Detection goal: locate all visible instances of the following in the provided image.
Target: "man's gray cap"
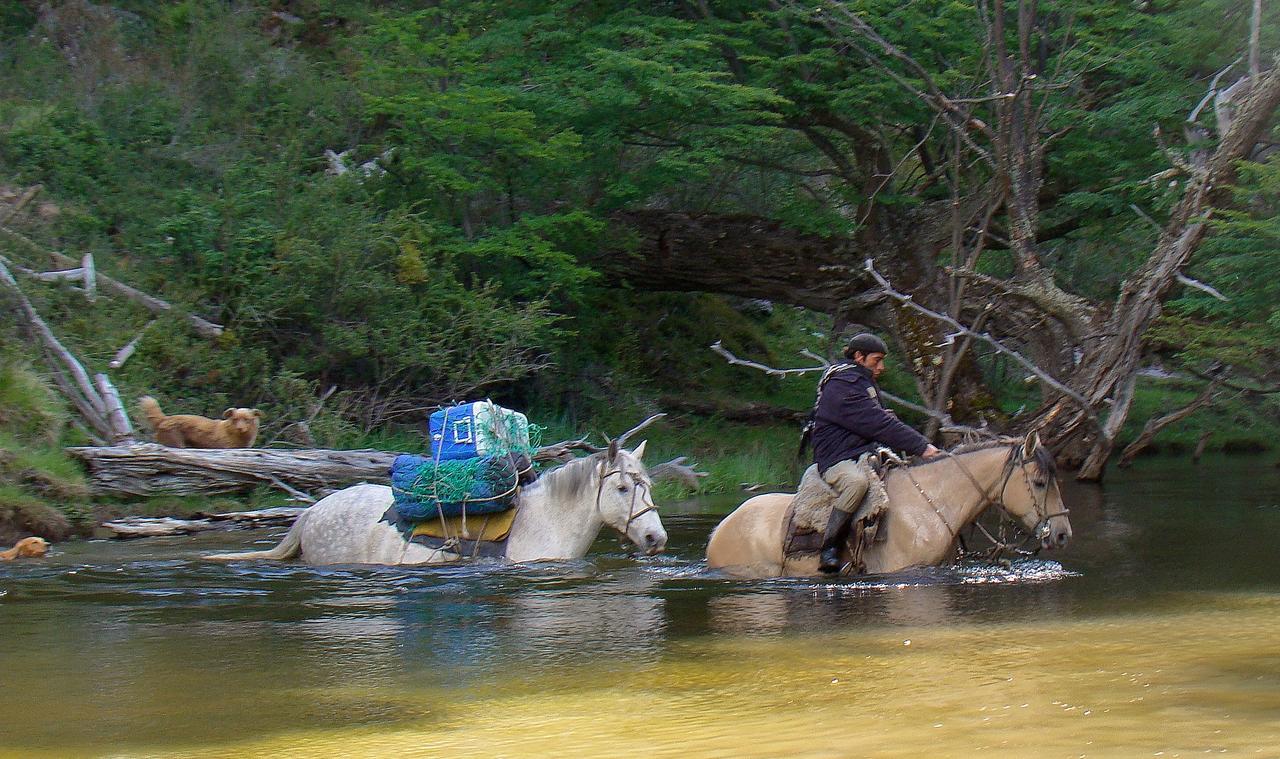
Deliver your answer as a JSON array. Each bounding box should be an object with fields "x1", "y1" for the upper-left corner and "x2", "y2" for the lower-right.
[{"x1": 845, "y1": 332, "x2": 888, "y2": 356}]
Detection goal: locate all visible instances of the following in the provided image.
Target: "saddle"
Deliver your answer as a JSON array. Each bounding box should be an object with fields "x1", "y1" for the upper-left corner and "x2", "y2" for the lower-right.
[
  {"x1": 379, "y1": 505, "x2": 517, "y2": 559},
  {"x1": 782, "y1": 462, "x2": 890, "y2": 575}
]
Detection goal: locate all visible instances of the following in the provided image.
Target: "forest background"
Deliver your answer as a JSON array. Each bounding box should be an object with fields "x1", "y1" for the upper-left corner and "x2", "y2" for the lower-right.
[{"x1": 2, "y1": 0, "x2": 1278, "y2": 537}]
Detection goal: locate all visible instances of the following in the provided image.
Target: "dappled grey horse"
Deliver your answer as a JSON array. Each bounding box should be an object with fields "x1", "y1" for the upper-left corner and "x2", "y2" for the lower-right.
[{"x1": 208, "y1": 442, "x2": 665, "y2": 565}]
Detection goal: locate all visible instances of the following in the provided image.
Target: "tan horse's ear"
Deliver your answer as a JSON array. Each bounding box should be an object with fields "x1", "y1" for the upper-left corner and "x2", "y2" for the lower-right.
[
  {"x1": 1022, "y1": 430, "x2": 1041, "y2": 459},
  {"x1": 223, "y1": 408, "x2": 235, "y2": 419},
  {"x1": 631, "y1": 440, "x2": 647, "y2": 461}
]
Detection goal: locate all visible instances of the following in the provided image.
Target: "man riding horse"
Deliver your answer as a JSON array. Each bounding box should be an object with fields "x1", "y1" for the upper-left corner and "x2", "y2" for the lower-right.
[{"x1": 804, "y1": 333, "x2": 941, "y2": 573}]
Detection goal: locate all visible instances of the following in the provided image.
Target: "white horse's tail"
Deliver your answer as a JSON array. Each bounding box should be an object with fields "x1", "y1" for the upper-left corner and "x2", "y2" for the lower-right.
[{"x1": 206, "y1": 512, "x2": 307, "y2": 561}]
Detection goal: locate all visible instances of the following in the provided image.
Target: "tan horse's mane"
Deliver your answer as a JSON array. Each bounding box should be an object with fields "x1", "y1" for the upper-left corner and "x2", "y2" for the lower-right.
[{"x1": 898, "y1": 438, "x2": 1057, "y2": 479}]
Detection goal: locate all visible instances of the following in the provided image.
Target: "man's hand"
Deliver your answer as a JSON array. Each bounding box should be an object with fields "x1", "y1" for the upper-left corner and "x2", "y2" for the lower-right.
[{"x1": 922, "y1": 444, "x2": 942, "y2": 459}]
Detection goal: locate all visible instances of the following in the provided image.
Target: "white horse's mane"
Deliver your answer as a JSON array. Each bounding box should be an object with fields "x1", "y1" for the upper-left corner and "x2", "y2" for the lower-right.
[{"x1": 531, "y1": 452, "x2": 606, "y2": 505}]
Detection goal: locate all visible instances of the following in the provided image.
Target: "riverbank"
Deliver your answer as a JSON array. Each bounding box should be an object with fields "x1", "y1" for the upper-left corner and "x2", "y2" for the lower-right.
[{"x1": 3, "y1": 358, "x2": 1277, "y2": 543}]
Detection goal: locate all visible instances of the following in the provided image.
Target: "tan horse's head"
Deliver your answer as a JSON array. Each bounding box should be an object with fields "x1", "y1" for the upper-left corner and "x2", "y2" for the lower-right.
[
  {"x1": 997, "y1": 431, "x2": 1072, "y2": 551},
  {"x1": 596, "y1": 440, "x2": 667, "y2": 555}
]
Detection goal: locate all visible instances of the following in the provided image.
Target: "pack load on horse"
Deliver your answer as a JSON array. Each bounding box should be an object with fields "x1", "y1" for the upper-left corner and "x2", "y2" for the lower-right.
[{"x1": 384, "y1": 400, "x2": 542, "y2": 556}]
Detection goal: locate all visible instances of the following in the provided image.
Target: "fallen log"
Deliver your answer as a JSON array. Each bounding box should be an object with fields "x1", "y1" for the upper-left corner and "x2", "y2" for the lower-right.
[
  {"x1": 68, "y1": 416, "x2": 705, "y2": 499},
  {"x1": 67, "y1": 443, "x2": 398, "y2": 498},
  {"x1": 98, "y1": 516, "x2": 219, "y2": 539},
  {"x1": 97, "y1": 507, "x2": 309, "y2": 539},
  {"x1": 192, "y1": 506, "x2": 309, "y2": 524}
]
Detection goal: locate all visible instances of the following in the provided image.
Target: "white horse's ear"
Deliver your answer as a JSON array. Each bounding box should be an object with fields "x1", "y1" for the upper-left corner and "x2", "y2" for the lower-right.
[
  {"x1": 607, "y1": 438, "x2": 620, "y2": 463},
  {"x1": 631, "y1": 440, "x2": 647, "y2": 461},
  {"x1": 1022, "y1": 430, "x2": 1041, "y2": 459}
]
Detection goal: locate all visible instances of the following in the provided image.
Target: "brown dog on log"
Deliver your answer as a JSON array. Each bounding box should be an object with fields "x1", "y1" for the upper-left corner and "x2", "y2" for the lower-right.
[
  {"x1": 1, "y1": 536, "x2": 49, "y2": 560},
  {"x1": 139, "y1": 396, "x2": 262, "y2": 448}
]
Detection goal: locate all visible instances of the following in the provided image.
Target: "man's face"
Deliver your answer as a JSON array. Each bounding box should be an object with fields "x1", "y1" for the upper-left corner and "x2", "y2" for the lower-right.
[{"x1": 854, "y1": 351, "x2": 886, "y2": 379}]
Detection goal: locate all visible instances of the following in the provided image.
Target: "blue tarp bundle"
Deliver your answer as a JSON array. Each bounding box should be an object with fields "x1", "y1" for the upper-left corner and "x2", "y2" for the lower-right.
[
  {"x1": 428, "y1": 401, "x2": 531, "y2": 461},
  {"x1": 389, "y1": 453, "x2": 521, "y2": 521}
]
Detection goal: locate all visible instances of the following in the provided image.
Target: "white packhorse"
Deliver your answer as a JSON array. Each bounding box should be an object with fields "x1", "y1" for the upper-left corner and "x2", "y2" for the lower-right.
[{"x1": 208, "y1": 442, "x2": 666, "y2": 565}]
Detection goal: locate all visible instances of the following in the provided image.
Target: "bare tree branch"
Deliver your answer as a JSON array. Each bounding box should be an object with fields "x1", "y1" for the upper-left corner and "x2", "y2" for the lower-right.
[
  {"x1": 1174, "y1": 273, "x2": 1230, "y2": 302},
  {"x1": 0, "y1": 258, "x2": 113, "y2": 439},
  {"x1": 865, "y1": 258, "x2": 1094, "y2": 414},
  {"x1": 614, "y1": 413, "x2": 666, "y2": 449},
  {"x1": 793, "y1": 0, "x2": 998, "y2": 167},
  {"x1": 1250, "y1": 0, "x2": 1262, "y2": 80},
  {"x1": 1118, "y1": 376, "x2": 1223, "y2": 467},
  {"x1": 109, "y1": 321, "x2": 156, "y2": 369},
  {"x1": 0, "y1": 184, "x2": 42, "y2": 226},
  {"x1": 647, "y1": 456, "x2": 708, "y2": 489},
  {"x1": 709, "y1": 341, "x2": 968, "y2": 428}
]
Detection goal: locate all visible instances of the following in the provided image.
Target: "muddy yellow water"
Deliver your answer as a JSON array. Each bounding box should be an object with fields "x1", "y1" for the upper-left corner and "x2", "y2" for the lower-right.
[{"x1": 3, "y1": 457, "x2": 1280, "y2": 758}]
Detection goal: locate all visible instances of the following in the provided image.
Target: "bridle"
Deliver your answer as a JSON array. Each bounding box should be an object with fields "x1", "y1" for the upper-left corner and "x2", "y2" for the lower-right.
[
  {"x1": 994, "y1": 452, "x2": 1071, "y2": 544},
  {"x1": 595, "y1": 463, "x2": 658, "y2": 535},
  {"x1": 901, "y1": 445, "x2": 1069, "y2": 554}
]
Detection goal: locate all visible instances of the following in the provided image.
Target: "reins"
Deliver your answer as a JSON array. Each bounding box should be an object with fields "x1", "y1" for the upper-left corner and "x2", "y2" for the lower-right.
[{"x1": 896, "y1": 444, "x2": 1069, "y2": 561}]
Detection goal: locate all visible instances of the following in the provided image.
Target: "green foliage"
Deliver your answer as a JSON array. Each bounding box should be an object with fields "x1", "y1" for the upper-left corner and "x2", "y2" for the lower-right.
[
  {"x1": 1162, "y1": 157, "x2": 1280, "y2": 381},
  {"x1": 0, "y1": 359, "x2": 68, "y2": 446},
  {"x1": 0, "y1": 363, "x2": 90, "y2": 538}
]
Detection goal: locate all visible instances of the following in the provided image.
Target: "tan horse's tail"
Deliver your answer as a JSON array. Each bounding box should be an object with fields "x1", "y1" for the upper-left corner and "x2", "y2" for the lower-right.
[{"x1": 206, "y1": 512, "x2": 306, "y2": 561}]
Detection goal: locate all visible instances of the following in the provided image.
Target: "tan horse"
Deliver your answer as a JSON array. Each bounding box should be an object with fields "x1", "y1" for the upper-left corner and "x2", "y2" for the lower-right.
[{"x1": 706, "y1": 432, "x2": 1071, "y2": 578}]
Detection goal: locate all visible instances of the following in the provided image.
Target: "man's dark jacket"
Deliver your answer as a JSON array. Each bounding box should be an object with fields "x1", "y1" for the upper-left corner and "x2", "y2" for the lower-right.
[{"x1": 812, "y1": 364, "x2": 930, "y2": 474}]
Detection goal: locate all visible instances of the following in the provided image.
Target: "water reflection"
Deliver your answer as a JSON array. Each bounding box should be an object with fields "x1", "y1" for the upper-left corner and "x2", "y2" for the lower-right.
[{"x1": 1, "y1": 456, "x2": 1279, "y2": 757}]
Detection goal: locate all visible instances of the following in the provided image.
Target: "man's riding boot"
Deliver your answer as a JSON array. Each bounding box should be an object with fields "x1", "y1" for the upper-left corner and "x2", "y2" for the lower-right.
[{"x1": 818, "y1": 507, "x2": 855, "y2": 573}]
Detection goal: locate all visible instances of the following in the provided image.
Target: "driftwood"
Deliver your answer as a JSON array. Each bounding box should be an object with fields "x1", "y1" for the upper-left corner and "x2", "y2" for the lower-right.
[
  {"x1": 0, "y1": 257, "x2": 133, "y2": 443},
  {"x1": 98, "y1": 507, "x2": 308, "y2": 539},
  {"x1": 193, "y1": 506, "x2": 309, "y2": 523},
  {"x1": 67, "y1": 440, "x2": 708, "y2": 499},
  {"x1": 67, "y1": 444, "x2": 398, "y2": 498},
  {"x1": 98, "y1": 517, "x2": 219, "y2": 538}
]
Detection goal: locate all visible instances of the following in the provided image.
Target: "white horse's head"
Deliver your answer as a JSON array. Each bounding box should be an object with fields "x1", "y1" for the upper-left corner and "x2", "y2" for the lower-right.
[
  {"x1": 596, "y1": 440, "x2": 667, "y2": 555},
  {"x1": 998, "y1": 431, "x2": 1072, "y2": 551}
]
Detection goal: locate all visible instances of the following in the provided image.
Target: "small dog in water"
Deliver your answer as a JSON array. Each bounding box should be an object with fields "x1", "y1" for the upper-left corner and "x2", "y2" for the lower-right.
[
  {"x1": 1, "y1": 536, "x2": 49, "y2": 560},
  {"x1": 138, "y1": 396, "x2": 262, "y2": 448}
]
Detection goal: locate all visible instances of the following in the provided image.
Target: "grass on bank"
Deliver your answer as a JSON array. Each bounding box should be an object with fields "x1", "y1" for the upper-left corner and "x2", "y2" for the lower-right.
[{"x1": 0, "y1": 360, "x2": 90, "y2": 541}]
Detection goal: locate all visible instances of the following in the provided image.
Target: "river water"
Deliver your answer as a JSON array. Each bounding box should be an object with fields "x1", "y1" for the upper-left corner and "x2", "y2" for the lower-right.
[{"x1": 2, "y1": 456, "x2": 1279, "y2": 758}]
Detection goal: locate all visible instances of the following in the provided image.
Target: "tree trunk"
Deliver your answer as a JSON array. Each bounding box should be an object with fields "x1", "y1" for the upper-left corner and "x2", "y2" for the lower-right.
[{"x1": 1032, "y1": 61, "x2": 1280, "y2": 480}]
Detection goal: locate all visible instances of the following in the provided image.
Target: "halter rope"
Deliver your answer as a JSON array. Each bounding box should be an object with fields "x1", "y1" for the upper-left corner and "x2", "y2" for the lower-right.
[{"x1": 596, "y1": 462, "x2": 658, "y2": 537}]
